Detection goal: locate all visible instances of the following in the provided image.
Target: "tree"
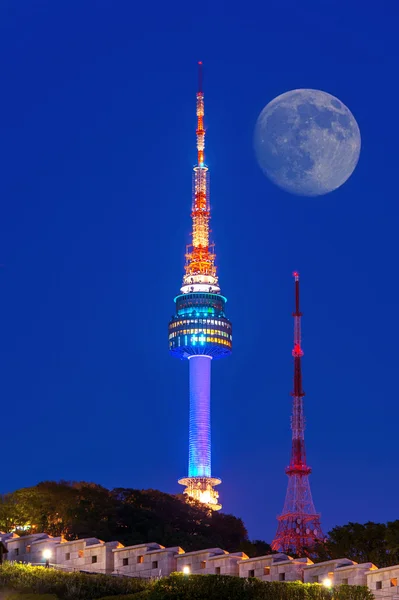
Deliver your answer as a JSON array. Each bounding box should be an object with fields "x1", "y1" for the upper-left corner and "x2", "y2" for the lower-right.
[
  {"x1": 0, "y1": 494, "x2": 25, "y2": 533},
  {"x1": 315, "y1": 521, "x2": 394, "y2": 567},
  {"x1": 0, "y1": 481, "x2": 255, "y2": 552},
  {"x1": 385, "y1": 520, "x2": 399, "y2": 563},
  {"x1": 112, "y1": 488, "x2": 249, "y2": 551},
  {"x1": 239, "y1": 539, "x2": 273, "y2": 558}
]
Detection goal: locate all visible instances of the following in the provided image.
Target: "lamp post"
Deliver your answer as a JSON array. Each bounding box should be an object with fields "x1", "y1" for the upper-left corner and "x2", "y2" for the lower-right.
[
  {"x1": 42, "y1": 549, "x2": 52, "y2": 568},
  {"x1": 322, "y1": 577, "x2": 333, "y2": 600},
  {"x1": 182, "y1": 566, "x2": 190, "y2": 576}
]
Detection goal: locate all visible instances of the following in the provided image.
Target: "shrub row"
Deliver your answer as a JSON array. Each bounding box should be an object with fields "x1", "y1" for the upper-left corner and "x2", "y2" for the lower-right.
[
  {"x1": 3, "y1": 594, "x2": 58, "y2": 600},
  {"x1": 0, "y1": 565, "x2": 375, "y2": 600},
  {"x1": 99, "y1": 574, "x2": 375, "y2": 600},
  {"x1": 0, "y1": 563, "x2": 150, "y2": 600},
  {"x1": 99, "y1": 594, "x2": 151, "y2": 600}
]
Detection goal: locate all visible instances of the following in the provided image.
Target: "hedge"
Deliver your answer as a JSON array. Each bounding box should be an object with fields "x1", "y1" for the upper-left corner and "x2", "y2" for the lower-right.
[
  {"x1": 98, "y1": 574, "x2": 374, "y2": 600},
  {"x1": 0, "y1": 563, "x2": 150, "y2": 600},
  {"x1": 149, "y1": 575, "x2": 325, "y2": 600},
  {"x1": 0, "y1": 565, "x2": 374, "y2": 600},
  {"x1": 3, "y1": 594, "x2": 58, "y2": 600},
  {"x1": 98, "y1": 594, "x2": 151, "y2": 600}
]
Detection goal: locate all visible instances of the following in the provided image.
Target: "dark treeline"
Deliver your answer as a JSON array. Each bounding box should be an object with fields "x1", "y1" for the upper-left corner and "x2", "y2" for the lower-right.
[
  {"x1": 315, "y1": 521, "x2": 399, "y2": 568},
  {"x1": 0, "y1": 481, "x2": 271, "y2": 557},
  {"x1": 1, "y1": 481, "x2": 398, "y2": 565}
]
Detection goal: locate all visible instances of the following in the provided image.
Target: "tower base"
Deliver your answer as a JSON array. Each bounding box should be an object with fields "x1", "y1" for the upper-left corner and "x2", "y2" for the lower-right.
[
  {"x1": 272, "y1": 512, "x2": 324, "y2": 555},
  {"x1": 178, "y1": 476, "x2": 222, "y2": 511}
]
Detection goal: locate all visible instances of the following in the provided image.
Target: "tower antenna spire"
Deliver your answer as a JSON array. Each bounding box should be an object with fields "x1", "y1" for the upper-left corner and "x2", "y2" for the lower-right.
[
  {"x1": 168, "y1": 63, "x2": 232, "y2": 511},
  {"x1": 272, "y1": 273, "x2": 324, "y2": 555},
  {"x1": 180, "y1": 61, "x2": 218, "y2": 292},
  {"x1": 198, "y1": 60, "x2": 203, "y2": 93},
  {"x1": 196, "y1": 61, "x2": 205, "y2": 168}
]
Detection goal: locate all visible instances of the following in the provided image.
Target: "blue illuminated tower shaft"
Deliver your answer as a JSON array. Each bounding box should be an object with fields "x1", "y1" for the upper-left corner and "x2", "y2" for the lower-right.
[
  {"x1": 188, "y1": 355, "x2": 211, "y2": 477},
  {"x1": 168, "y1": 63, "x2": 232, "y2": 510}
]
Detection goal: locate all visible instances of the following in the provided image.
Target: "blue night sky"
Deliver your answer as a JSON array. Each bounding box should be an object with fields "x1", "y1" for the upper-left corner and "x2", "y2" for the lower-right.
[{"x1": 0, "y1": 0, "x2": 398, "y2": 543}]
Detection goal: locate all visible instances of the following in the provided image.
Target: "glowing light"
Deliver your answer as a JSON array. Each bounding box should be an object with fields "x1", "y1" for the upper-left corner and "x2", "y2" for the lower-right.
[
  {"x1": 42, "y1": 549, "x2": 52, "y2": 560},
  {"x1": 322, "y1": 578, "x2": 332, "y2": 588},
  {"x1": 200, "y1": 490, "x2": 211, "y2": 504},
  {"x1": 183, "y1": 566, "x2": 190, "y2": 575}
]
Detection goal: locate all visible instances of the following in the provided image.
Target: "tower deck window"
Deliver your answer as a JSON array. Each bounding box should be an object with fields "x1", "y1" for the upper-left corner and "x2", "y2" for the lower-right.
[
  {"x1": 376, "y1": 581, "x2": 382, "y2": 590},
  {"x1": 122, "y1": 558, "x2": 128, "y2": 566},
  {"x1": 137, "y1": 555, "x2": 144, "y2": 564},
  {"x1": 279, "y1": 573, "x2": 286, "y2": 581}
]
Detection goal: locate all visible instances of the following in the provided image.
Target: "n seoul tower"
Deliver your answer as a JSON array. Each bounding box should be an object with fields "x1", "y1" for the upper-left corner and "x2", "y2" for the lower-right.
[{"x1": 168, "y1": 63, "x2": 232, "y2": 511}]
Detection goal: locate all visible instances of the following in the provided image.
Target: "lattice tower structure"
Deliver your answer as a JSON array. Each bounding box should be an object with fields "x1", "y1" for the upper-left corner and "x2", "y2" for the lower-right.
[
  {"x1": 272, "y1": 273, "x2": 324, "y2": 554},
  {"x1": 168, "y1": 63, "x2": 232, "y2": 511}
]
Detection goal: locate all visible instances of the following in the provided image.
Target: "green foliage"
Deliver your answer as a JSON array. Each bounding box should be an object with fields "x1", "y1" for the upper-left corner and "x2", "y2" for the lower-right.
[
  {"x1": 97, "y1": 594, "x2": 151, "y2": 600},
  {"x1": 0, "y1": 482, "x2": 251, "y2": 553},
  {"x1": 334, "y1": 585, "x2": 374, "y2": 600},
  {"x1": 314, "y1": 521, "x2": 399, "y2": 567},
  {"x1": 131, "y1": 573, "x2": 372, "y2": 600},
  {"x1": 3, "y1": 594, "x2": 59, "y2": 600},
  {"x1": 238, "y1": 539, "x2": 273, "y2": 558},
  {"x1": 0, "y1": 563, "x2": 149, "y2": 600}
]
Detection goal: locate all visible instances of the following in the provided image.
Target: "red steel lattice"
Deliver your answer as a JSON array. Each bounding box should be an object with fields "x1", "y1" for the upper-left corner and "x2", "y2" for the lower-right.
[{"x1": 271, "y1": 273, "x2": 325, "y2": 556}]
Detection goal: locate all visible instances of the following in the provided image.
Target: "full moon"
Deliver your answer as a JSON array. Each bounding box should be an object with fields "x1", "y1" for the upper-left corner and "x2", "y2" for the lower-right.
[{"x1": 254, "y1": 89, "x2": 361, "y2": 197}]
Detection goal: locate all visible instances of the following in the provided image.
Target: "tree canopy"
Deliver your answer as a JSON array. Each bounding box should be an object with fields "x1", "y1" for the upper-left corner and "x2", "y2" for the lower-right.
[
  {"x1": 0, "y1": 481, "x2": 270, "y2": 557},
  {"x1": 314, "y1": 521, "x2": 399, "y2": 567}
]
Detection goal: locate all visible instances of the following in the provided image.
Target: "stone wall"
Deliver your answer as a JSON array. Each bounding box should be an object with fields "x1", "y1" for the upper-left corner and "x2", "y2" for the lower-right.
[
  {"x1": 334, "y1": 563, "x2": 378, "y2": 586},
  {"x1": 204, "y1": 552, "x2": 248, "y2": 576},
  {"x1": 2, "y1": 528, "x2": 399, "y2": 599},
  {"x1": 113, "y1": 543, "x2": 183, "y2": 578},
  {"x1": 367, "y1": 566, "x2": 399, "y2": 600},
  {"x1": 6, "y1": 534, "x2": 57, "y2": 566},
  {"x1": 303, "y1": 558, "x2": 356, "y2": 583},
  {"x1": 238, "y1": 553, "x2": 312, "y2": 582},
  {"x1": 176, "y1": 548, "x2": 226, "y2": 574}
]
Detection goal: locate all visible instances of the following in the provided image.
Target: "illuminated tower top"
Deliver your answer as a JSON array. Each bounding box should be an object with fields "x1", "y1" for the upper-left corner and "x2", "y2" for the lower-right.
[
  {"x1": 169, "y1": 62, "x2": 231, "y2": 361},
  {"x1": 181, "y1": 61, "x2": 220, "y2": 295}
]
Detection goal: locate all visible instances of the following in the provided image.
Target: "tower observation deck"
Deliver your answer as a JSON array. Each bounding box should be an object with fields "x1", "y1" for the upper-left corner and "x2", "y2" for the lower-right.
[{"x1": 168, "y1": 63, "x2": 232, "y2": 511}]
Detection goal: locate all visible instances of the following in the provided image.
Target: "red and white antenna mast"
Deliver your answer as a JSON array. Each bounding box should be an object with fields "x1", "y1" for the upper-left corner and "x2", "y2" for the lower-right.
[
  {"x1": 181, "y1": 61, "x2": 219, "y2": 295},
  {"x1": 272, "y1": 273, "x2": 324, "y2": 555}
]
